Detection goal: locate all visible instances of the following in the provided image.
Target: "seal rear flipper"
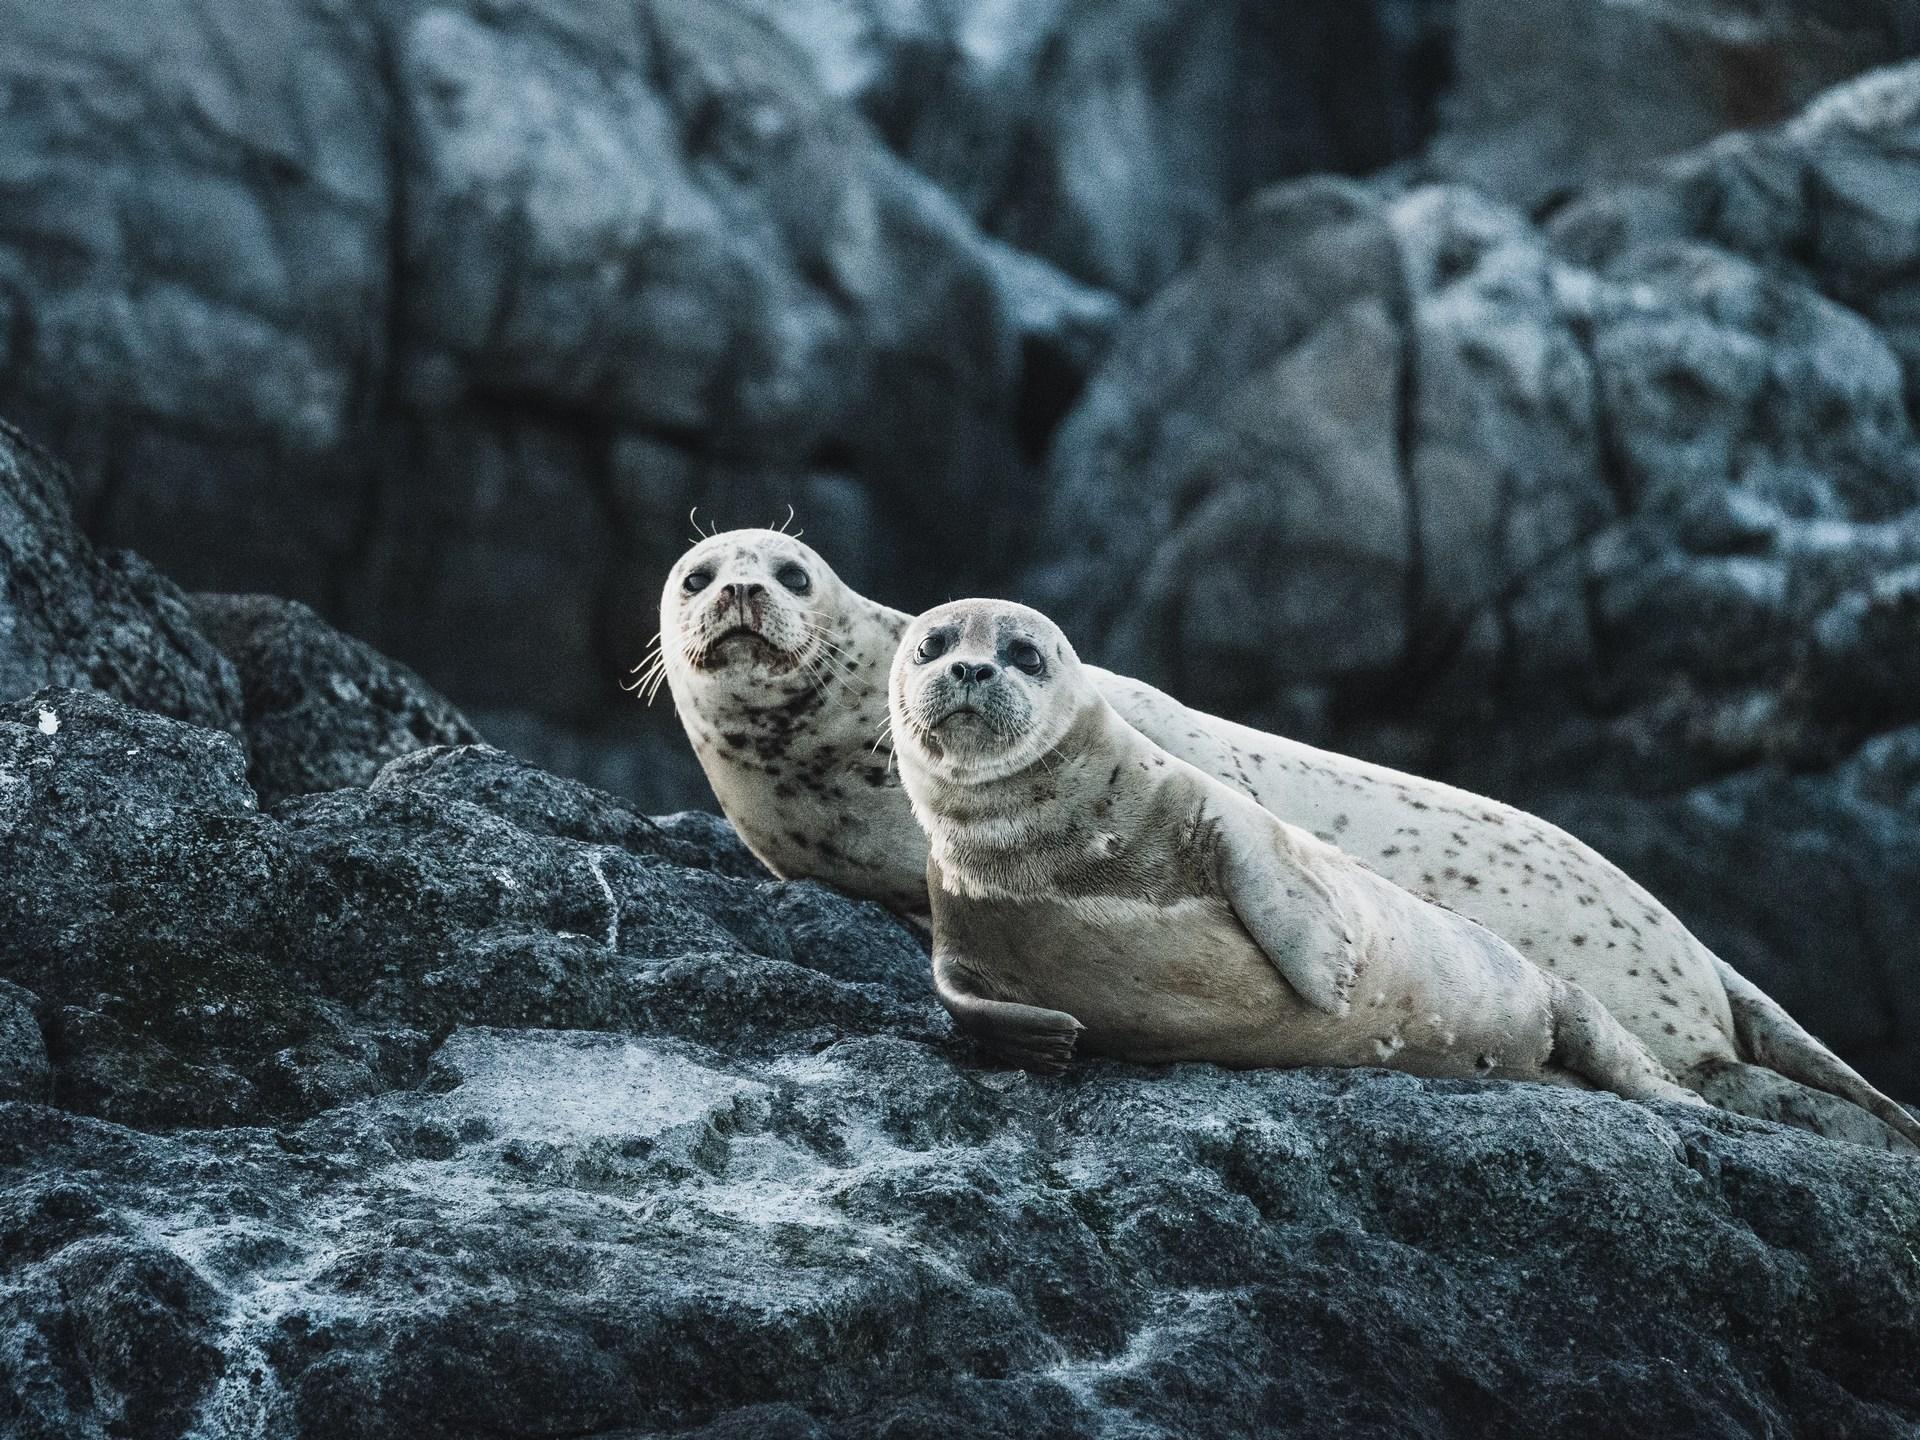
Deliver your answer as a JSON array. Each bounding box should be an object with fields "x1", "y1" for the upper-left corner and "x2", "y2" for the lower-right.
[
  {"x1": 1710, "y1": 955, "x2": 1920, "y2": 1149},
  {"x1": 1689, "y1": 1058, "x2": 1919, "y2": 1153},
  {"x1": 1547, "y1": 977, "x2": 1706, "y2": 1106}
]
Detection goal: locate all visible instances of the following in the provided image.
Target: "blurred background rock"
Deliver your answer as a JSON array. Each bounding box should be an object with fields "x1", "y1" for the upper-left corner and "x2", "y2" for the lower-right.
[{"x1": 3, "y1": 0, "x2": 1919, "y2": 1091}]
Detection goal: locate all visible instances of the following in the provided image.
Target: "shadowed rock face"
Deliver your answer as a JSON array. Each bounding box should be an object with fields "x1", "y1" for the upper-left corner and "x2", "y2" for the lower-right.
[
  {"x1": 188, "y1": 592, "x2": 480, "y2": 806},
  {"x1": 1029, "y1": 62, "x2": 1920, "y2": 1096},
  {"x1": 1, "y1": 686, "x2": 1918, "y2": 1439},
  {"x1": 0, "y1": 0, "x2": 1462, "y2": 785}
]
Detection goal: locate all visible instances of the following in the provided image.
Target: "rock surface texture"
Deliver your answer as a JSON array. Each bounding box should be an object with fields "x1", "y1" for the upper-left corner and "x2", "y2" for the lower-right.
[
  {"x1": 2, "y1": 684, "x2": 1918, "y2": 1440},
  {"x1": 1032, "y1": 61, "x2": 1920, "y2": 1096}
]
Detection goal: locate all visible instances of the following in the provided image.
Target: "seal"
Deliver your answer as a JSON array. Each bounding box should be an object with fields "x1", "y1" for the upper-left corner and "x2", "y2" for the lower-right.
[
  {"x1": 650, "y1": 526, "x2": 923, "y2": 918},
  {"x1": 886, "y1": 599, "x2": 1704, "y2": 1103},
  {"x1": 653, "y1": 531, "x2": 1920, "y2": 1148}
]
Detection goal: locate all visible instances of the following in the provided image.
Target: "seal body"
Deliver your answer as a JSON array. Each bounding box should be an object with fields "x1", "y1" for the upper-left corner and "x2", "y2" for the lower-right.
[
  {"x1": 893, "y1": 600, "x2": 1699, "y2": 1104},
  {"x1": 656, "y1": 535, "x2": 1919, "y2": 1147},
  {"x1": 654, "y1": 529, "x2": 923, "y2": 918}
]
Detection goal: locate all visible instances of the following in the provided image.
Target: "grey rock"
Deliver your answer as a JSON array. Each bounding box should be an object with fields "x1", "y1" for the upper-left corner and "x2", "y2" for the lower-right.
[
  {"x1": 0, "y1": 418, "x2": 241, "y2": 734},
  {"x1": 0, "y1": 0, "x2": 1125, "y2": 760},
  {"x1": 0, "y1": 981, "x2": 48, "y2": 1102},
  {"x1": 2, "y1": 696, "x2": 1919, "y2": 1438},
  {"x1": 739, "y1": 0, "x2": 1457, "y2": 297},
  {"x1": 189, "y1": 592, "x2": 479, "y2": 806},
  {"x1": 1429, "y1": 0, "x2": 1914, "y2": 207},
  {"x1": 1028, "y1": 63, "x2": 1920, "y2": 1090}
]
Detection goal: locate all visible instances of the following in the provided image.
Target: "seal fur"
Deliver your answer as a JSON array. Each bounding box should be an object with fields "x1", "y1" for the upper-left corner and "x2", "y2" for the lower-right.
[
  {"x1": 887, "y1": 599, "x2": 1703, "y2": 1104},
  {"x1": 655, "y1": 532, "x2": 1920, "y2": 1149}
]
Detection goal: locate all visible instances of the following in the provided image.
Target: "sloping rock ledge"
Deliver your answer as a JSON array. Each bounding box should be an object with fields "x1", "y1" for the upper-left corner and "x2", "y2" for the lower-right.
[{"x1": 1, "y1": 687, "x2": 1917, "y2": 1440}]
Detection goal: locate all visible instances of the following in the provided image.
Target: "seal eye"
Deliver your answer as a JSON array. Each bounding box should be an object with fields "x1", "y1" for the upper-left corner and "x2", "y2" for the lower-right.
[
  {"x1": 775, "y1": 562, "x2": 811, "y2": 594},
  {"x1": 683, "y1": 568, "x2": 714, "y2": 594},
  {"x1": 1008, "y1": 640, "x2": 1045, "y2": 676},
  {"x1": 915, "y1": 633, "x2": 949, "y2": 664}
]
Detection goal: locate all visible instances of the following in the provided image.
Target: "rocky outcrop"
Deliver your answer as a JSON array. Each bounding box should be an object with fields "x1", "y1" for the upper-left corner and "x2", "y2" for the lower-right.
[
  {"x1": 2, "y1": 685, "x2": 1918, "y2": 1439},
  {"x1": 0, "y1": 0, "x2": 1123, "y2": 769},
  {"x1": 0, "y1": 0, "x2": 1463, "y2": 787},
  {"x1": 0, "y1": 421, "x2": 492, "y2": 810},
  {"x1": 188, "y1": 592, "x2": 478, "y2": 806},
  {"x1": 0, "y1": 417, "x2": 240, "y2": 736},
  {"x1": 1030, "y1": 62, "x2": 1920, "y2": 1094}
]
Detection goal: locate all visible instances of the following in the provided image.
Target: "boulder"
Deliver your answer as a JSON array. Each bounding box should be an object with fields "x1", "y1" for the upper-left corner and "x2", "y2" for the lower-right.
[
  {"x1": 1027, "y1": 63, "x2": 1920, "y2": 1092},
  {"x1": 189, "y1": 592, "x2": 479, "y2": 806},
  {"x1": 0, "y1": 418, "x2": 240, "y2": 734}
]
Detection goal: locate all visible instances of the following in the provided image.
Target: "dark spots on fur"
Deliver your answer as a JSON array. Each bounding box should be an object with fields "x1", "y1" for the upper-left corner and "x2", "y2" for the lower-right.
[
  {"x1": 1333, "y1": 814, "x2": 1350, "y2": 833},
  {"x1": 1461, "y1": 874, "x2": 1480, "y2": 889},
  {"x1": 1628, "y1": 968, "x2": 1640, "y2": 977},
  {"x1": 1380, "y1": 845, "x2": 1401, "y2": 858},
  {"x1": 1108, "y1": 765, "x2": 1122, "y2": 787},
  {"x1": 1409, "y1": 800, "x2": 1430, "y2": 811},
  {"x1": 1571, "y1": 935, "x2": 1586, "y2": 946},
  {"x1": 722, "y1": 731, "x2": 750, "y2": 749},
  {"x1": 1664, "y1": 1022, "x2": 1678, "y2": 1036}
]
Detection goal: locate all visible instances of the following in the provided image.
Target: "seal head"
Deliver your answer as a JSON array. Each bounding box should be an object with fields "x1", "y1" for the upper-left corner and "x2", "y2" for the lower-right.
[
  {"x1": 659, "y1": 529, "x2": 844, "y2": 688},
  {"x1": 889, "y1": 599, "x2": 1087, "y2": 790}
]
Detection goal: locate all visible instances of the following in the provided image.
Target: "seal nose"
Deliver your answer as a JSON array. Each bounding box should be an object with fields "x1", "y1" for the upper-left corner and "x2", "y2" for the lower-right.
[
  {"x1": 717, "y1": 582, "x2": 766, "y2": 604},
  {"x1": 949, "y1": 660, "x2": 996, "y2": 685}
]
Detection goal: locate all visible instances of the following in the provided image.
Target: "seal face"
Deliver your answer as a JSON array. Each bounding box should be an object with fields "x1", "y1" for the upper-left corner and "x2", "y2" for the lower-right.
[
  {"x1": 889, "y1": 599, "x2": 1704, "y2": 1107},
  {"x1": 654, "y1": 530, "x2": 924, "y2": 917}
]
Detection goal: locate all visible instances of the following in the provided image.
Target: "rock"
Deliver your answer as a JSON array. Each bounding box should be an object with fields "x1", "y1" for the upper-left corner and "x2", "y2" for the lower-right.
[
  {"x1": 740, "y1": 0, "x2": 1457, "y2": 297},
  {"x1": 0, "y1": 417, "x2": 240, "y2": 734},
  {"x1": 188, "y1": 592, "x2": 479, "y2": 806},
  {"x1": 0, "y1": 0, "x2": 1462, "y2": 800},
  {"x1": 1428, "y1": 0, "x2": 1915, "y2": 208},
  {"x1": 2, "y1": 684, "x2": 1918, "y2": 1437},
  {"x1": 0, "y1": 0, "x2": 1130, "y2": 775},
  {"x1": 0, "y1": 981, "x2": 48, "y2": 1102},
  {"x1": 1027, "y1": 64, "x2": 1920, "y2": 1089}
]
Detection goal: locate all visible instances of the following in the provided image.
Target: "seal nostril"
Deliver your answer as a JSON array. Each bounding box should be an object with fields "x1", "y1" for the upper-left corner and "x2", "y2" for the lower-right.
[
  {"x1": 746, "y1": 583, "x2": 766, "y2": 599},
  {"x1": 972, "y1": 664, "x2": 996, "y2": 684},
  {"x1": 949, "y1": 661, "x2": 968, "y2": 682}
]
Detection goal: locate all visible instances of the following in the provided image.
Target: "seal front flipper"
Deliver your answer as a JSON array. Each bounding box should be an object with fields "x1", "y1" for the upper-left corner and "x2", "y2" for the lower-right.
[
  {"x1": 932, "y1": 946, "x2": 1082, "y2": 1075},
  {"x1": 1211, "y1": 798, "x2": 1359, "y2": 1017}
]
